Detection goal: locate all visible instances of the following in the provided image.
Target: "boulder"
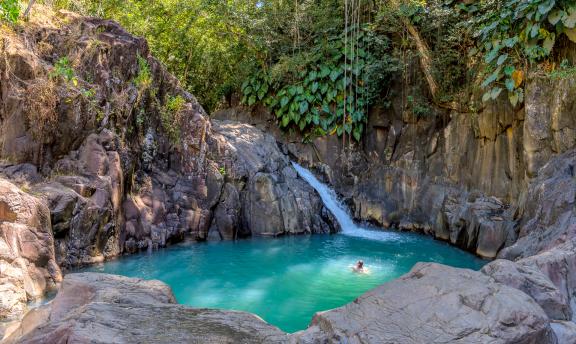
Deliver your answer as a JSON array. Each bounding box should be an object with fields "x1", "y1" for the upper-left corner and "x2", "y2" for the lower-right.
[
  {"x1": 0, "y1": 178, "x2": 61, "y2": 320},
  {"x1": 436, "y1": 194, "x2": 516, "y2": 258},
  {"x1": 5, "y1": 273, "x2": 288, "y2": 344},
  {"x1": 210, "y1": 121, "x2": 337, "y2": 237},
  {"x1": 482, "y1": 259, "x2": 572, "y2": 320},
  {"x1": 292, "y1": 263, "x2": 556, "y2": 344},
  {"x1": 518, "y1": 240, "x2": 576, "y2": 319},
  {"x1": 551, "y1": 321, "x2": 576, "y2": 344}
]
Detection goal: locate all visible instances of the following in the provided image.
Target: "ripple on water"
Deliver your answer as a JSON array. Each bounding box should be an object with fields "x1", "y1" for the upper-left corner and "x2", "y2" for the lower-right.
[{"x1": 80, "y1": 233, "x2": 485, "y2": 333}]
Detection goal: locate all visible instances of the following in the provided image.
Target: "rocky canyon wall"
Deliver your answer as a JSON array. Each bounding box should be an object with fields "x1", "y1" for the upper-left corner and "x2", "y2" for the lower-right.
[
  {"x1": 214, "y1": 71, "x2": 575, "y2": 260},
  {"x1": 0, "y1": 8, "x2": 335, "y2": 321}
]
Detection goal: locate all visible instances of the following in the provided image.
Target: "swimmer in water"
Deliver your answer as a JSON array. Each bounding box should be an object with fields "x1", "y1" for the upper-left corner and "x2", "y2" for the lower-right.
[{"x1": 352, "y1": 260, "x2": 369, "y2": 274}]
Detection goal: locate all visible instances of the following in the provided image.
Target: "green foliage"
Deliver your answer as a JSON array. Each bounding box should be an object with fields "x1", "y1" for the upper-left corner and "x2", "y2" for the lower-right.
[
  {"x1": 49, "y1": 57, "x2": 77, "y2": 84},
  {"x1": 548, "y1": 59, "x2": 576, "y2": 79},
  {"x1": 134, "y1": 54, "x2": 152, "y2": 91},
  {"x1": 80, "y1": 87, "x2": 96, "y2": 99},
  {"x1": 160, "y1": 95, "x2": 185, "y2": 144},
  {"x1": 407, "y1": 95, "x2": 433, "y2": 118},
  {"x1": 49, "y1": 57, "x2": 96, "y2": 100},
  {"x1": 0, "y1": 0, "x2": 20, "y2": 23},
  {"x1": 136, "y1": 109, "x2": 146, "y2": 128},
  {"x1": 242, "y1": 26, "x2": 397, "y2": 141},
  {"x1": 54, "y1": 0, "x2": 290, "y2": 112},
  {"x1": 474, "y1": 0, "x2": 576, "y2": 106}
]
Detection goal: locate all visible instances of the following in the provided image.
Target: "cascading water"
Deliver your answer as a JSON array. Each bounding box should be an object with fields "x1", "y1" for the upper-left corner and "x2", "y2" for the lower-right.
[
  {"x1": 291, "y1": 162, "x2": 402, "y2": 241},
  {"x1": 79, "y1": 162, "x2": 485, "y2": 333}
]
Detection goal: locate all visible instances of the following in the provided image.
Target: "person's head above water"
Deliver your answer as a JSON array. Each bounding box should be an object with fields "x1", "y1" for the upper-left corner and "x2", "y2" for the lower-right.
[{"x1": 356, "y1": 260, "x2": 364, "y2": 268}]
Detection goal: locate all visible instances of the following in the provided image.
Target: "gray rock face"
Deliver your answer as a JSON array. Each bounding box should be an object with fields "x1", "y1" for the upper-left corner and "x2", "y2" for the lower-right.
[
  {"x1": 292, "y1": 263, "x2": 556, "y2": 344},
  {"x1": 482, "y1": 259, "x2": 572, "y2": 321},
  {"x1": 0, "y1": 178, "x2": 61, "y2": 321},
  {"x1": 5, "y1": 273, "x2": 287, "y2": 344},
  {"x1": 436, "y1": 194, "x2": 516, "y2": 258},
  {"x1": 517, "y1": 240, "x2": 576, "y2": 320},
  {"x1": 499, "y1": 150, "x2": 576, "y2": 260},
  {"x1": 209, "y1": 121, "x2": 338, "y2": 237}
]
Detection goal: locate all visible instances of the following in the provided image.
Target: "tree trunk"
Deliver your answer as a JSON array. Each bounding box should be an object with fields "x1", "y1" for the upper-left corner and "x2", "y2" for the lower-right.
[
  {"x1": 402, "y1": 17, "x2": 438, "y2": 100},
  {"x1": 23, "y1": 0, "x2": 36, "y2": 20}
]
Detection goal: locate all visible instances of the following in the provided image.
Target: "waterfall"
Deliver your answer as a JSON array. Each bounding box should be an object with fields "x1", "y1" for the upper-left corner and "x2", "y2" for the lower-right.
[{"x1": 291, "y1": 162, "x2": 402, "y2": 241}]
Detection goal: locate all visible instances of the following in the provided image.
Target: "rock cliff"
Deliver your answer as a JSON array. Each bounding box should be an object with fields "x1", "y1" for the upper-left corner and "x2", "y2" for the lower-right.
[
  {"x1": 214, "y1": 72, "x2": 576, "y2": 261},
  {"x1": 0, "y1": 7, "x2": 334, "y2": 320}
]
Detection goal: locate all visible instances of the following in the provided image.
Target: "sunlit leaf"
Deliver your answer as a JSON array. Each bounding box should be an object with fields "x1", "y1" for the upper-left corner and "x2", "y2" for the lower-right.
[{"x1": 512, "y1": 70, "x2": 524, "y2": 87}]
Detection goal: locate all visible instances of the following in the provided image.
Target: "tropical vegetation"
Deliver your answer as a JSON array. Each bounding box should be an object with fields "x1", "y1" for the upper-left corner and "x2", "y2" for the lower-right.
[{"x1": 2, "y1": 0, "x2": 575, "y2": 142}]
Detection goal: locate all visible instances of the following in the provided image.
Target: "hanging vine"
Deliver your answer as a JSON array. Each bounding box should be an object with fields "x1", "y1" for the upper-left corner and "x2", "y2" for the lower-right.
[{"x1": 241, "y1": 0, "x2": 392, "y2": 143}]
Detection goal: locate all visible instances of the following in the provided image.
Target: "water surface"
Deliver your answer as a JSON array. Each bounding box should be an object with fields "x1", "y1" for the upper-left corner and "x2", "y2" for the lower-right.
[
  {"x1": 81, "y1": 163, "x2": 485, "y2": 332},
  {"x1": 82, "y1": 234, "x2": 484, "y2": 332}
]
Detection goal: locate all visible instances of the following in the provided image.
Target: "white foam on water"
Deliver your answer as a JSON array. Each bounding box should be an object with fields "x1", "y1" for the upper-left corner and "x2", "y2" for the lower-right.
[{"x1": 292, "y1": 162, "x2": 403, "y2": 242}]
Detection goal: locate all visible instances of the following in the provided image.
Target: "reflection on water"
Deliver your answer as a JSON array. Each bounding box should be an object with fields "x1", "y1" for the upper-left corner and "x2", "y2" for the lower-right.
[{"x1": 81, "y1": 234, "x2": 484, "y2": 332}]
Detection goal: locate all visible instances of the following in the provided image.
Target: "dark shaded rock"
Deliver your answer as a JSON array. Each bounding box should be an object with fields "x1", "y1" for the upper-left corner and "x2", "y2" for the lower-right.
[
  {"x1": 0, "y1": 164, "x2": 42, "y2": 185},
  {"x1": 210, "y1": 183, "x2": 241, "y2": 240}
]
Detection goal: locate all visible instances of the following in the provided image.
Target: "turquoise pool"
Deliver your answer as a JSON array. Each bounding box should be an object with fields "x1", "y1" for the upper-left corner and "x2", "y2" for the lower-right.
[{"x1": 81, "y1": 232, "x2": 485, "y2": 332}]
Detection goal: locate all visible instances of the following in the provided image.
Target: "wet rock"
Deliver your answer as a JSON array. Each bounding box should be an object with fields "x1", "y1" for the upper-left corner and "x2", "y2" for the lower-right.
[
  {"x1": 292, "y1": 263, "x2": 556, "y2": 344},
  {"x1": 5, "y1": 273, "x2": 288, "y2": 344},
  {"x1": 0, "y1": 178, "x2": 61, "y2": 320}
]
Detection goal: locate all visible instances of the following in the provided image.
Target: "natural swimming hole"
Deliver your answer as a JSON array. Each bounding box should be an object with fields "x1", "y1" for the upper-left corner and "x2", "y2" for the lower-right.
[
  {"x1": 79, "y1": 163, "x2": 485, "y2": 333},
  {"x1": 80, "y1": 233, "x2": 484, "y2": 333}
]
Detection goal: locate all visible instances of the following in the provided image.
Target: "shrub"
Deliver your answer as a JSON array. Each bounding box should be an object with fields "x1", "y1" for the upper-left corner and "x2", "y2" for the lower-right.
[
  {"x1": 0, "y1": 0, "x2": 20, "y2": 23},
  {"x1": 26, "y1": 78, "x2": 58, "y2": 141},
  {"x1": 160, "y1": 95, "x2": 185, "y2": 144},
  {"x1": 241, "y1": 26, "x2": 397, "y2": 142},
  {"x1": 474, "y1": 0, "x2": 576, "y2": 106},
  {"x1": 49, "y1": 57, "x2": 78, "y2": 85},
  {"x1": 134, "y1": 54, "x2": 152, "y2": 91}
]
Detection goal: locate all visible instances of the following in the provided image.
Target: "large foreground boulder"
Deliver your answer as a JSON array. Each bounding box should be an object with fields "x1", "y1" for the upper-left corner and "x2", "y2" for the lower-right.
[
  {"x1": 482, "y1": 259, "x2": 572, "y2": 321},
  {"x1": 517, "y1": 240, "x2": 576, "y2": 319},
  {"x1": 4, "y1": 264, "x2": 566, "y2": 344},
  {"x1": 292, "y1": 263, "x2": 556, "y2": 344},
  {"x1": 5, "y1": 273, "x2": 288, "y2": 344},
  {"x1": 0, "y1": 178, "x2": 61, "y2": 321}
]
